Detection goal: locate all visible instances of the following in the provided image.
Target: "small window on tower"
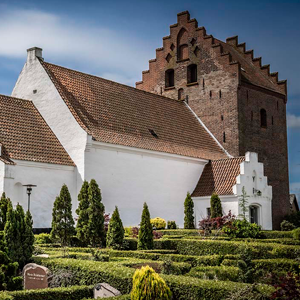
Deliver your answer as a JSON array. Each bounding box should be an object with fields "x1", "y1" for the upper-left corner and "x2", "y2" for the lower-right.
[
  {"x1": 187, "y1": 64, "x2": 197, "y2": 83},
  {"x1": 260, "y1": 109, "x2": 267, "y2": 128},
  {"x1": 223, "y1": 132, "x2": 226, "y2": 143},
  {"x1": 219, "y1": 90, "x2": 222, "y2": 99},
  {"x1": 178, "y1": 88, "x2": 184, "y2": 100},
  {"x1": 210, "y1": 90, "x2": 212, "y2": 99},
  {"x1": 165, "y1": 69, "x2": 174, "y2": 88}
]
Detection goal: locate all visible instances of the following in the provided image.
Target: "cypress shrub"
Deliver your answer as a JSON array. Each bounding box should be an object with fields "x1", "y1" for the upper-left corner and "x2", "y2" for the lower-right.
[
  {"x1": 106, "y1": 206, "x2": 124, "y2": 249},
  {"x1": 138, "y1": 203, "x2": 153, "y2": 250},
  {"x1": 210, "y1": 193, "x2": 222, "y2": 218},
  {"x1": 76, "y1": 181, "x2": 90, "y2": 245},
  {"x1": 87, "y1": 179, "x2": 105, "y2": 247},
  {"x1": 50, "y1": 185, "x2": 75, "y2": 247},
  {"x1": 130, "y1": 266, "x2": 172, "y2": 300},
  {"x1": 184, "y1": 193, "x2": 194, "y2": 229},
  {"x1": 0, "y1": 193, "x2": 9, "y2": 230},
  {"x1": 23, "y1": 211, "x2": 34, "y2": 264}
]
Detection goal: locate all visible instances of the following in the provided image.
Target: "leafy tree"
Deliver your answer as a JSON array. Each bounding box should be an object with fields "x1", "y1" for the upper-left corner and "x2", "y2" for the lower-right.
[
  {"x1": 50, "y1": 185, "x2": 75, "y2": 247},
  {"x1": 76, "y1": 181, "x2": 90, "y2": 245},
  {"x1": 87, "y1": 179, "x2": 105, "y2": 247},
  {"x1": 239, "y1": 186, "x2": 249, "y2": 220},
  {"x1": 210, "y1": 193, "x2": 223, "y2": 218},
  {"x1": 131, "y1": 265, "x2": 172, "y2": 300},
  {"x1": 138, "y1": 203, "x2": 153, "y2": 250},
  {"x1": 106, "y1": 206, "x2": 124, "y2": 249},
  {"x1": 184, "y1": 192, "x2": 195, "y2": 229},
  {"x1": 0, "y1": 193, "x2": 9, "y2": 230},
  {"x1": 23, "y1": 210, "x2": 34, "y2": 264}
]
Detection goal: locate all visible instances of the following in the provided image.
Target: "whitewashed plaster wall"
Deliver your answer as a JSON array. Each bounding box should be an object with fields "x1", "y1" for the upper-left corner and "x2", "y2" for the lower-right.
[
  {"x1": 11, "y1": 49, "x2": 87, "y2": 184},
  {"x1": 193, "y1": 152, "x2": 273, "y2": 230},
  {"x1": 3, "y1": 160, "x2": 76, "y2": 228},
  {"x1": 0, "y1": 161, "x2": 5, "y2": 195},
  {"x1": 85, "y1": 141, "x2": 207, "y2": 228}
]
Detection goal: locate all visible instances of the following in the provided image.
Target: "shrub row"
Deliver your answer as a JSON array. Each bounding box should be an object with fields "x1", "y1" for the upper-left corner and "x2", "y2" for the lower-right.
[
  {"x1": 261, "y1": 231, "x2": 293, "y2": 239},
  {"x1": 0, "y1": 285, "x2": 93, "y2": 300},
  {"x1": 35, "y1": 257, "x2": 273, "y2": 300},
  {"x1": 83, "y1": 296, "x2": 130, "y2": 300},
  {"x1": 154, "y1": 239, "x2": 300, "y2": 258}
]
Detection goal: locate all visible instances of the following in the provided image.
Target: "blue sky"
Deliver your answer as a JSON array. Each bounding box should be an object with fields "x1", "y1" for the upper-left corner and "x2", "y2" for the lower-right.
[{"x1": 0, "y1": 0, "x2": 299, "y2": 200}]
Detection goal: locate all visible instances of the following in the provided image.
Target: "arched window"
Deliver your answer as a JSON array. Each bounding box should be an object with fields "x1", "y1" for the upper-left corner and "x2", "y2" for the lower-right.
[
  {"x1": 178, "y1": 88, "x2": 184, "y2": 100},
  {"x1": 187, "y1": 64, "x2": 197, "y2": 83},
  {"x1": 260, "y1": 109, "x2": 267, "y2": 128},
  {"x1": 177, "y1": 28, "x2": 189, "y2": 61},
  {"x1": 165, "y1": 69, "x2": 174, "y2": 88}
]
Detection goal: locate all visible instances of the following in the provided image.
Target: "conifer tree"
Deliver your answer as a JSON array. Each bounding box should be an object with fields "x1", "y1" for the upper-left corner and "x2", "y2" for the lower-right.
[
  {"x1": 0, "y1": 192, "x2": 9, "y2": 230},
  {"x1": 184, "y1": 192, "x2": 195, "y2": 229},
  {"x1": 50, "y1": 185, "x2": 75, "y2": 247},
  {"x1": 138, "y1": 203, "x2": 153, "y2": 250},
  {"x1": 23, "y1": 210, "x2": 34, "y2": 264},
  {"x1": 15, "y1": 204, "x2": 26, "y2": 266},
  {"x1": 210, "y1": 193, "x2": 223, "y2": 218},
  {"x1": 106, "y1": 206, "x2": 124, "y2": 249},
  {"x1": 76, "y1": 180, "x2": 90, "y2": 245},
  {"x1": 87, "y1": 179, "x2": 105, "y2": 247}
]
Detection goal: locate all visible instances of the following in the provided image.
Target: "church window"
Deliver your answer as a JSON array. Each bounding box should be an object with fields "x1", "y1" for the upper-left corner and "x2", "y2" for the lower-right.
[
  {"x1": 223, "y1": 132, "x2": 226, "y2": 143},
  {"x1": 202, "y1": 78, "x2": 205, "y2": 89},
  {"x1": 210, "y1": 90, "x2": 212, "y2": 99},
  {"x1": 221, "y1": 115, "x2": 224, "y2": 121},
  {"x1": 165, "y1": 69, "x2": 174, "y2": 88},
  {"x1": 187, "y1": 64, "x2": 197, "y2": 83},
  {"x1": 166, "y1": 53, "x2": 172, "y2": 63},
  {"x1": 178, "y1": 88, "x2": 184, "y2": 100},
  {"x1": 219, "y1": 90, "x2": 222, "y2": 99},
  {"x1": 149, "y1": 129, "x2": 158, "y2": 139},
  {"x1": 177, "y1": 28, "x2": 189, "y2": 60},
  {"x1": 33, "y1": 89, "x2": 37, "y2": 94},
  {"x1": 170, "y1": 43, "x2": 175, "y2": 51},
  {"x1": 260, "y1": 109, "x2": 267, "y2": 128}
]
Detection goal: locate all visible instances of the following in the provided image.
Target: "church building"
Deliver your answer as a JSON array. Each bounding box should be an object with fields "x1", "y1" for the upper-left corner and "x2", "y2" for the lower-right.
[{"x1": 0, "y1": 11, "x2": 289, "y2": 229}]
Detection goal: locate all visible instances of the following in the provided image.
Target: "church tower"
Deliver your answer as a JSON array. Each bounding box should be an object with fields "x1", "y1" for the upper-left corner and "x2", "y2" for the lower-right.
[{"x1": 136, "y1": 11, "x2": 289, "y2": 229}]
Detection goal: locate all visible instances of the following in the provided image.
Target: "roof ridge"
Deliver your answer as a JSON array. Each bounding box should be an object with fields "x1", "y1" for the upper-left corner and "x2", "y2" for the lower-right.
[{"x1": 41, "y1": 60, "x2": 183, "y2": 105}]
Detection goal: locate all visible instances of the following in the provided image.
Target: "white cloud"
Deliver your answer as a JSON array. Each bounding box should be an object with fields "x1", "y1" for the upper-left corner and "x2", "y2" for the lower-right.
[
  {"x1": 287, "y1": 114, "x2": 300, "y2": 128},
  {"x1": 0, "y1": 8, "x2": 152, "y2": 84}
]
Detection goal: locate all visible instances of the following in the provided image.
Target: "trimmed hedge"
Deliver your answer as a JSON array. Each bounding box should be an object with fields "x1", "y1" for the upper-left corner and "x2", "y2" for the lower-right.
[
  {"x1": 187, "y1": 266, "x2": 241, "y2": 282},
  {"x1": 154, "y1": 239, "x2": 300, "y2": 258},
  {"x1": 83, "y1": 296, "x2": 130, "y2": 300},
  {"x1": 261, "y1": 231, "x2": 293, "y2": 239},
  {"x1": 2, "y1": 285, "x2": 93, "y2": 300}
]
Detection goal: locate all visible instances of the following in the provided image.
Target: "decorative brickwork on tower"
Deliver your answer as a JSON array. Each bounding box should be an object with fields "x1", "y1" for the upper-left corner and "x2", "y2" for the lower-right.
[{"x1": 136, "y1": 11, "x2": 289, "y2": 229}]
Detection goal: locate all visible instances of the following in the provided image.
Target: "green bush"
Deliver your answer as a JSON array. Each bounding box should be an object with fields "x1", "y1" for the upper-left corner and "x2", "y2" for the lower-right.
[
  {"x1": 150, "y1": 218, "x2": 166, "y2": 230},
  {"x1": 138, "y1": 203, "x2": 153, "y2": 250},
  {"x1": 292, "y1": 227, "x2": 300, "y2": 240},
  {"x1": 261, "y1": 231, "x2": 293, "y2": 239},
  {"x1": 131, "y1": 266, "x2": 172, "y2": 300},
  {"x1": 285, "y1": 211, "x2": 300, "y2": 228},
  {"x1": 187, "y1": 265, "x2": 241, "y2": 282},
  {"x1": 82, "y1": 296, "x2": 130, "y2": 300},
  {"x1": 223, "y1": 219, "x2": 261, "y2": 238},
  {"x1": 167, "y1": 221, "x2": 177, "y2": 230},
  {"x1": 184, "y1": 193, "x2": 194, "y2": 229},
  {"x1": 92, "y1": 249, "x2": 109, "y2": 262},
  {"x1": 6, "y1": 285, "x2": 93, "y2": 300},
  {"x1": 34, "y1": 234, "x2": 52, "y2": 245},
  {"x1": 107, "y1": 207, "x2": 124, "y2": 249},
  {"x1": 280, "y1": 220, "x2": 296, "y2": 231},
  {"x1": 210, "y1": 193, "x2": 222, "y2": 218}
]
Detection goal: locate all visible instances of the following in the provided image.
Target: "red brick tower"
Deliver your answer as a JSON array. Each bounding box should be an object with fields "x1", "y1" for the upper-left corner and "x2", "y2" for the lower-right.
[{"x1": 136, "y1": 11, "x2": 289, "y2": 229}]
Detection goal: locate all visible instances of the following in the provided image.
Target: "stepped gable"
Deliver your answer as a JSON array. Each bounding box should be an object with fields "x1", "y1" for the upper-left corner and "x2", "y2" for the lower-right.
[
  {"x1": 40, "y1": 60, "x2": 228, "y2": 160},
  {"x1": 136, "y1": 11, "x2": 286, "y2": 99},
  {"x1": 0, "y1": 95, "x2": 74, "y2": 166},
  {"x1": 192, "y1": 156, "x2": 245, "y2": 197}
]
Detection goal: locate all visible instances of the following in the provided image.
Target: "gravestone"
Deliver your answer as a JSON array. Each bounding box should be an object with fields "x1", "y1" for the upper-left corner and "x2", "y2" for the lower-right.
[
  {"x1": 23, "y1": 263, "x2": 50, "y2": 290},
  {"x1": 94, "y1": 283, "x2": 121, "y2": 298}
]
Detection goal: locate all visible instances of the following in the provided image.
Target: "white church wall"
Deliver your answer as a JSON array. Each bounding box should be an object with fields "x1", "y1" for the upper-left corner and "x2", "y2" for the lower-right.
[
  {"x1": 0, "y1": 161, "x2": 5, "y2": 195},
  {"x1": 3, "y1": 160, "x2": 76, "y2": 228},
  {"x1": 84, "y1": 141, "x2": 207, "y2": 228},
  {"x1": 11, "y1": 48, "x2": 87, "y2": 183}
]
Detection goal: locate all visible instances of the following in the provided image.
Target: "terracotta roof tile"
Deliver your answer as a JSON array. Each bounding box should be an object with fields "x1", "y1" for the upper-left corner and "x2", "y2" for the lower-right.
[
  {"x1": 0, "y1": 95, "x2": 74, "y2": 166},
  {"x1": 192, "y1": 156, "x2": 245, "y2": 197},
  {"x1": 40, "y1": 61, "x2": 227, "y2": 160}
]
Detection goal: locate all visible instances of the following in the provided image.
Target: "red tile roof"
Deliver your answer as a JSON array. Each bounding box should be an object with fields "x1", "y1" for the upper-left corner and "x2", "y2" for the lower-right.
[
  {"x1": 0, "y1": 95, "x2": 74, "y2": 166},
  {"x1": 192, "y1": 156, "x2": 245, "y2": 197},
  {"x1": 40, "y1": 60, "x2": 228, "y2": 160}
]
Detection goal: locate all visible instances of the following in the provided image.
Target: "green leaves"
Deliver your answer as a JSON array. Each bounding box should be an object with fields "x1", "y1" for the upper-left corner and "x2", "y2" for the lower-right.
[
  {"x1": 107, "y1": 206, "x2": 124, "y2": 249},
  {"x1": 210, "y1": 193, "x2": 223, "y2": 218},
  {"x1": 138, "y1": 203, "x2": 154, "y2": 250},
  {"x1": 184, "y1": 193, "x2": 195, "y2": 229},
  {"x1": 51, "y1": 184, "x2": 75, "y2": 247}
]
